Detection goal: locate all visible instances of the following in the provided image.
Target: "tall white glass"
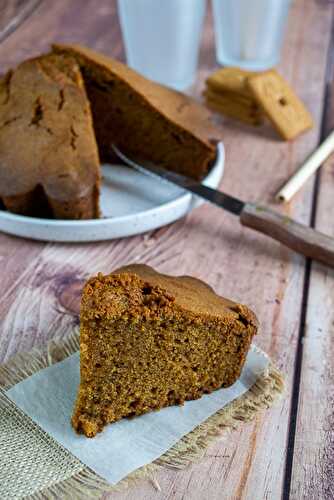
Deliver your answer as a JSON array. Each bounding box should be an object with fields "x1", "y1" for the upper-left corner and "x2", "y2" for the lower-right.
[
  {"x1": 212, "y1": 0, "x2": 291, "y2": 71},
  {"x1": 117, "y1": 0, "x2": 207, "y2": 90}
]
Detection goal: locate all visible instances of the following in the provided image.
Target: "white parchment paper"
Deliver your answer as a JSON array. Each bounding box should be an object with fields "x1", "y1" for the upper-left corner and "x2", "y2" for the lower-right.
[{"x1": 6, "y1": 346, "x2": 268, "y2": 485}]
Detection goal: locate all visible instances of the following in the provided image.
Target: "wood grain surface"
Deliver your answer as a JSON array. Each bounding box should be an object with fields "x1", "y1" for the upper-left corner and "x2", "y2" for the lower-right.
[
  {"x1": 288, "y1": 28, "x2": 334, "y2": 500},
  {"x1": 0, "y1": 1, "x2": 333, "y2": 499},
  {"x1": 0, "y1": 0, "x2": 42, "y2": 43}
]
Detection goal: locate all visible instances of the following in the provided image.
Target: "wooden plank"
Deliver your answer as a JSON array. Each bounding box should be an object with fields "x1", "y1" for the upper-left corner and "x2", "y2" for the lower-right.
[
  {"x1": 0, "y1": 0, "x2": 124, "y2": 70},
  {"x1": 0, "y1": 0, "x2": 331, "y2": 499},
  {"x1": 0, "y1": 0, "x2": 42, "y2": 44},
  {"x1": 289, "y1": 17, "x2": 334, "y2": 499}
]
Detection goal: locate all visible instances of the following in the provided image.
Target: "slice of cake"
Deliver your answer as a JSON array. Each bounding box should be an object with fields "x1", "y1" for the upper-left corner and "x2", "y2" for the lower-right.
[
  {"x1": 0, "y1": 54, "x2": 100, "y2": 219},
  {"x1": 73, "y1": 264, "x2": 258, "y2": 437},
  {"x1": 52, "y1": 44, "x2": 221, "y2": 180}
]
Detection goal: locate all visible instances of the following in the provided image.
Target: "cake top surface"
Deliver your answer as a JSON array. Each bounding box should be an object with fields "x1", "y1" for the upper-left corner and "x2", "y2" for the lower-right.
[
  {"x1": 0, "y1": 53, "x2": 100, "y2": 200},
  {"x1": 83, "y1": 264, "x2": 257, "y2": 327},
  {"x1": 52, "y1": 43, "x2": 221, "y2": 149}
]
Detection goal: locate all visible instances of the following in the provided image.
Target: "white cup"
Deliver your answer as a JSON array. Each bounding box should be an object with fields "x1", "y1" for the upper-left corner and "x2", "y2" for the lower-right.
[
  {"x1": 117, "y1": 0, "x2": 207, "y2": 90},
  {"x1": 212, "y1": 0, "x2": 291, "y2": 71}
]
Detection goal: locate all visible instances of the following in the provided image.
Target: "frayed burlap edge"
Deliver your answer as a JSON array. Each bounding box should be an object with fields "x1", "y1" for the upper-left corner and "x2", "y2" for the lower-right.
[{"x1": 0, "y1": 329, "x2": 284, "y2": 499}]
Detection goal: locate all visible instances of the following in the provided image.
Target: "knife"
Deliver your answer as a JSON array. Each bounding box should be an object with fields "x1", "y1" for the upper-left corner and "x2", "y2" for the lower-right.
[{"x1": 112, "y1": 144, "x2": 334, "y2": 268}]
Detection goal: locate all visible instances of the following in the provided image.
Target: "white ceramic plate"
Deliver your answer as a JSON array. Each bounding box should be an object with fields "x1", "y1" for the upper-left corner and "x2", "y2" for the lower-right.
[{"x1": 0, "y1": 143, "x2": 224, "y2": 242}]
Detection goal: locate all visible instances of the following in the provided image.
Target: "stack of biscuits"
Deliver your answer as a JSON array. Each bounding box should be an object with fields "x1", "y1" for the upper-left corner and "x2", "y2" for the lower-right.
[
  {"x1": 204, "y1": 68, "x2": 264, "y2": 126},
  {"x1": 204, "y1": 67, "x2": 314, "y2": 141}
]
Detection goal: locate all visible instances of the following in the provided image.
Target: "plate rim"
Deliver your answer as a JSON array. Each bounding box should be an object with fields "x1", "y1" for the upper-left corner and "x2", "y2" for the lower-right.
[{"x1": 0, "y1": 142, "x2": 224, "y2": 240}]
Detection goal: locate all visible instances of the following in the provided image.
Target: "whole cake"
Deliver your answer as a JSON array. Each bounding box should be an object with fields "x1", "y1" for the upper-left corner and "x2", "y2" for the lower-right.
[
  {"x1": 73, "y1": 264, "x2": 258, "y2": 437},
  {"x1": 0, "y1": 45, "x2": 221, "y2": 219},
  {"x1": 0, "y1": 54, "x2": 100, "y2": 219},
  {"x1": 53, "y1": 44, "x2": 220, "y2": 180}
]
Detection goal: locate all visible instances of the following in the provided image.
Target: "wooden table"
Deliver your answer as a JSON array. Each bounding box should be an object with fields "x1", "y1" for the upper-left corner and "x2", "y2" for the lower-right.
[{"x1": 0, "y1": 1, "x2": 333, "y2": 498}]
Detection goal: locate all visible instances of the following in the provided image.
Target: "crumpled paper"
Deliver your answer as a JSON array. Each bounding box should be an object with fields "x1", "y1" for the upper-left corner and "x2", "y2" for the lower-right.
[{"x1": 6, "y1": 346, "x2": 268, "y2": 485}]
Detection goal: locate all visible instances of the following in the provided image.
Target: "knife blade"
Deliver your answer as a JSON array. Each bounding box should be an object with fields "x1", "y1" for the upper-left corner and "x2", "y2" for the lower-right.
[
  {"x1": 112, "y1": 144, "x2": 334, "y2": 268},
  {"x1": 112, "y1": 143, "x2": 244, "y2": 215}
]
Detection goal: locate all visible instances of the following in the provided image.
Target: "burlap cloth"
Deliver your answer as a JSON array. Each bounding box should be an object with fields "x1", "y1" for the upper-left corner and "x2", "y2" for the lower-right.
[{"x1": 0, "y1": 329, "x2": 284, "y2": 499}]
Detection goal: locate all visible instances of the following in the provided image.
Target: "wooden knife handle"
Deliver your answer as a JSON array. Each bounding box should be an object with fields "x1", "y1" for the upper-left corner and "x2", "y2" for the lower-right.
[{"x1": 240, "y1": 203, "x2": 334, "y2": 267}]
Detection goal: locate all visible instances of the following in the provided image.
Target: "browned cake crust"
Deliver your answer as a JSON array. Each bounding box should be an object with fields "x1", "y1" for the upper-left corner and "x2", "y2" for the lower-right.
[
  {"x1": 0, "y1": 54, "x2": 100, "y2": 219},
  {"x1": 53, "y1": 44, "x2": 221, "y2": 181},
  {"x1": 73, "y1": 264, "x2": 258, "y2": 437}
]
